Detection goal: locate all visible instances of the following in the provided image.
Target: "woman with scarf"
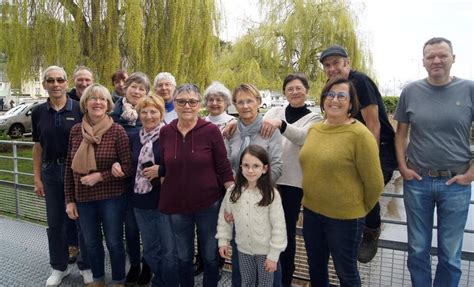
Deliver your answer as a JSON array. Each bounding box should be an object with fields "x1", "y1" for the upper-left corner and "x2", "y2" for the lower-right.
[
  {"x1": 65, "y1": 84, "x2": 132, "y2": 286},
  {"x1": 224, "y1": 83, "x2": 283, "y2": 286},
  {"x1": 159, "y1": 84, "x2": 234, "y2": 287},
  {"x1": 112, "y1": 95, "x2": 179, "y2": 286},
  {"x1": 110, "y1": 72, "x2": 152, "y2": 284}
]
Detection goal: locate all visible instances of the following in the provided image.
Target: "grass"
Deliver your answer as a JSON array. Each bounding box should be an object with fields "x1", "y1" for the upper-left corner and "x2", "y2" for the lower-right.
[{"x1": 0, "y1": 146, "x2": 34, "y2": 185}]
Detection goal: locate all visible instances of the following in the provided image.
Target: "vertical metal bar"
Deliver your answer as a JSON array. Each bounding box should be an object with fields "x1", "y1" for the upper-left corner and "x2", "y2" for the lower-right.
[{"x1": 12, "y1": 141, "x2": 19, "y2": 218}]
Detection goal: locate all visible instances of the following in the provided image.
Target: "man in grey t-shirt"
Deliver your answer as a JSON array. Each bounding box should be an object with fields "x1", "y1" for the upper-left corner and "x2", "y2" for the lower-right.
[{"x1": 394, "y1": 37, "x2": 474, "y2": 286}]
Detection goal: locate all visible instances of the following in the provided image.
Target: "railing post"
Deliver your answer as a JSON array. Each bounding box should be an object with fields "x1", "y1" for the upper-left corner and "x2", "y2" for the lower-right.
[{"x1": 12, "y1": 141, "x2": 20, "y2": 218}]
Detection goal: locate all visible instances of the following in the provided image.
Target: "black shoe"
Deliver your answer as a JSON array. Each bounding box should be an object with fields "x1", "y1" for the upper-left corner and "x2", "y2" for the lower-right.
[
  {"x1": 193, "y1": 260, "x2": 204, "y2": 276},
  {"x1": 137, "y1": 261, "x2": 152, "y2": 285},
  {"x1": 126, "y1": 265, "x2": 141, "y2": 284},
  {"x1": 358, "y1": 227, "x2": 381, "y2": 263}
]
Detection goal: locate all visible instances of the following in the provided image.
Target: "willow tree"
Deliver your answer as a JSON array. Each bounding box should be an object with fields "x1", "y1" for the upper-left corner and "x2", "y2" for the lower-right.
[
  {"x1": 0, "y1": 0, "x2": 218, "y2": 89},
  {"x1": 213, "y1": 0, "x2": 372, "y2": 98}
]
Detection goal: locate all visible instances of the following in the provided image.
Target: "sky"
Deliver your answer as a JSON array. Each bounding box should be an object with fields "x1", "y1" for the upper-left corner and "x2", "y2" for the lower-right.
[{"x1": 219, "y1": 0, "x2": 474, "y2": 95}]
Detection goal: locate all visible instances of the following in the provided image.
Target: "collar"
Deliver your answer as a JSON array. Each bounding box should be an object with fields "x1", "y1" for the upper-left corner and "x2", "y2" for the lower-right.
[{"x1": 46, "y1": 96, "x2": 73, "y2": 112}]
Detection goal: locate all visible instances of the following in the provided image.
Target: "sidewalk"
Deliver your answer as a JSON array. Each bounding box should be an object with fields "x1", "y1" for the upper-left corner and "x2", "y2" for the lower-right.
[{"x1": 0, "y1": 216, "x2": 232, "y2": 286}]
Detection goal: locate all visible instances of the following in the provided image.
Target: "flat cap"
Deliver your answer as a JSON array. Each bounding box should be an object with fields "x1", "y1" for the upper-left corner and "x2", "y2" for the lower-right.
[{"x1": 319, "y1": 45, "x2": 348, "y2": 63}]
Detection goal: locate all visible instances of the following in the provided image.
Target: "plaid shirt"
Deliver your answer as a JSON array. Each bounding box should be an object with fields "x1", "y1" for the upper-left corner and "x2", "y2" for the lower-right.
[{"x1": 65, "y1": 122, "x2": 132, "y2": 203}]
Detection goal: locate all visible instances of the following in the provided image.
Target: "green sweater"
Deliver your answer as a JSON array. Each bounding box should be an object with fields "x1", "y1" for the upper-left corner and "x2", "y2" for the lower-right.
[{"x1": 299, "y1": 120, "x2": 384, "y2": 219}]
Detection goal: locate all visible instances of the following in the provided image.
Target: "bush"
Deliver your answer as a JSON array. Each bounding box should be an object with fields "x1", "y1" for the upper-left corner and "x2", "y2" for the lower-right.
[{"x1": 382, "y1": 96, "x2": 399, "y2": 114}]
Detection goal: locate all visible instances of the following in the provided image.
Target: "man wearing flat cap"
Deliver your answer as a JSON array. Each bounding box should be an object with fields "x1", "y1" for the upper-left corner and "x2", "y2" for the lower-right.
[{"x1": 319, "y1": 45, "x2": 397, "y2": 264}]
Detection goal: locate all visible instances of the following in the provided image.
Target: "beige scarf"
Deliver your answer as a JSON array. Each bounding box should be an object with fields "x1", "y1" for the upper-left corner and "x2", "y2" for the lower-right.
[{"x1": 71, "y1": 115, "x2": 114, "y2": 174}]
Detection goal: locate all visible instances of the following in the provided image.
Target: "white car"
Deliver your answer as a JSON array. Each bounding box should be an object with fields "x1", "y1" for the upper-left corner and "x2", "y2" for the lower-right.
[{"x1": 305, "y1": 100, "x2": 316, "y2": 107}]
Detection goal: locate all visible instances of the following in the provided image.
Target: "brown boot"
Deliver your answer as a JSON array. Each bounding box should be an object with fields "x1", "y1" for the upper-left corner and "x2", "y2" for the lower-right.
[{"x1": 86, "y1": 282, "x2": 105, "y2": 287}]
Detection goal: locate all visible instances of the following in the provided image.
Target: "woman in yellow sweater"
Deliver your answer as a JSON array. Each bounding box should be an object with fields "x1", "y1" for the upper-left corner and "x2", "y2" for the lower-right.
[{"x1": 299, "y1": 78, "x2": 384, "y2": 287}]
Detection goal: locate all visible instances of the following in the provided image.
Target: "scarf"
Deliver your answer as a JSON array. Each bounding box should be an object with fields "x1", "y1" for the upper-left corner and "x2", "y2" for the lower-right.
[
  {"x1": 71, "y1": 115, "x2": 114, "y2": 174},
  {"x1": 205, "y1": 113, "x2": 234, "y2": 133},
  {"x1": 120, "y1": 97, "x2": 138, "y2": 126},
  {"x1": 134, "y1": 124, "x2": 162, "y2": 194},
  {"x1": 232, "y1": 113, "x2": 263, "y2": 172},
  {"x1": 165, "y1": 101, "x2": 174, "y2": 112}
]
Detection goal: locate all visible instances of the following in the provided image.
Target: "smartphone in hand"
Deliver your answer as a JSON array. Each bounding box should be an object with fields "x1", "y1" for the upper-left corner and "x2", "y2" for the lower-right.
[{"x1": 141, "y1": 161, "x2": 159, "y2": 186}]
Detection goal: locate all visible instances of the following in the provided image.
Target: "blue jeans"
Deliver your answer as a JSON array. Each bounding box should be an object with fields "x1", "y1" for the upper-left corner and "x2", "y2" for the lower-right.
[
  {"x1": 404, "y1": 177, "x2": 471, "y2": 287},
  {"x1": 125, "y1": 192, "x2": 142, "y2": 267},
  {"x1": 169, "y1": 200, "x2": 221, "y2": 287},
  {"x1": 134, "y1": 208, "x2": 179, "y2": 287},
  {"x1": 303, "y1": 208, "x2": 364, "y2": 287},
  {"x1": 77, "y1": 194, "x2": 126, "y2": 283},
  {"x1": 231, "y1": 235, "x2": 282, "y2": 287},
  {"x1": 42, "y1": 162, "x2": 90, "y2": 271}
]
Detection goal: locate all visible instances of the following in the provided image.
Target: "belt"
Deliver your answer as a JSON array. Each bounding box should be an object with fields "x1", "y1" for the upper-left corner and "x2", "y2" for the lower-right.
[
  {"x1": 42, "y1": 158, "x2": 66, "y2": 164},
  {"x1": 406, "y1": 160, "x2": 470, "y2": 178}
]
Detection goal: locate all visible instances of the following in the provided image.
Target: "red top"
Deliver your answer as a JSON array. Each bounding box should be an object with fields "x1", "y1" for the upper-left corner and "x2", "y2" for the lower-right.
[
  {"x1": 159, "y1": 118, "x2": 234, "y2": 214},
  {"x1": 65, "y1": 122, "x2": 132, "y2": 203}
]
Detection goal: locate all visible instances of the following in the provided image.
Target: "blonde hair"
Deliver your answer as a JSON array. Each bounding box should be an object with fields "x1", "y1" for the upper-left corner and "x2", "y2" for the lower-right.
[
  {"x1": 79, "y1": 84, "x2": 114, "y2": 113},
  {"x1": 135, "y1": 95, "x2": 166, "y2": 119},
  {"x1": 232, "y1": 83, "x2": 262, "y2": 105}
]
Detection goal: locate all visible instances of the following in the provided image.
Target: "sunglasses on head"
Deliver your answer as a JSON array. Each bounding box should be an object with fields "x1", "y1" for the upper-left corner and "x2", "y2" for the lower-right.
[{"x1": 45, "y1": 78, "x2": 66, "y2": 84}]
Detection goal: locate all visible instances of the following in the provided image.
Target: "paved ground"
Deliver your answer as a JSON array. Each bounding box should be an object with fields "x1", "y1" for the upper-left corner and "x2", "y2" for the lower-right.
[{"x1": 0, "y1": 216, "x2": 232, "y2": 286}]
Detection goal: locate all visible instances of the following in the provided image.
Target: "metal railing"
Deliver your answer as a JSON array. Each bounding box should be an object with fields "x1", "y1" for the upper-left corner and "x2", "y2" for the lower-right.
[{"x1": 0, "y1": 139, "x2": 473, "y2": 286}]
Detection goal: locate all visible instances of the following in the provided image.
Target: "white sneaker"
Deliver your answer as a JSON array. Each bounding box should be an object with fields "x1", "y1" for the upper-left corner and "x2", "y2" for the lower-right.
[
  {"x1": 45, "y1": 267, "x2": 70, "y2": 286},
  {"x1": 79, "y1": 269, "x2": 94, "y2": 284}
]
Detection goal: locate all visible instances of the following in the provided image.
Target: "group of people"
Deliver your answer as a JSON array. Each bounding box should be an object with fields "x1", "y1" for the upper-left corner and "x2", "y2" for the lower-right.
[{"x1": 32, "y1": 36, "x2": 473, "y2": 287}]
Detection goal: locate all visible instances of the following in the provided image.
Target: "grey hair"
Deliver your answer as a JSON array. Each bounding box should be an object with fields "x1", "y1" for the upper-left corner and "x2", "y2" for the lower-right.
[
  {"x1": 172, "y1": 83, "x2": 201, "y2": 101},
  {"x1": 43, "y1": 66, "x2": 67, "y2": 82},
  {"x1": 153, "y1": 72, "x2": 176, "y2": 89},
  {"x1": 124, "y1": 72, "x2": 151, "y2": 94},
  {"x1": 72, "y1": 65, "x2": 94, "y2": 80},
  {"x1": 203, "y1": 81, "x2": 232, "y2": 108}
]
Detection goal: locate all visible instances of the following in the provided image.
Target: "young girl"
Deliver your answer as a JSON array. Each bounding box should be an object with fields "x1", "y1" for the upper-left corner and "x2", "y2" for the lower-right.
[{"x1": 216, "y1": 145, "x2": 287, "y2": 286}]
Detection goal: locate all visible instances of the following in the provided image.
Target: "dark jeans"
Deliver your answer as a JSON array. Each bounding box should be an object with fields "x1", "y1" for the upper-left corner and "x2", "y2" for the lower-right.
[
  {"x1": 303, "y1": 208, "x2": 364, "y2": 287},
  {"x1": 42, "y1": 162, "x2": 89, "y2": 271},
  {"x1": 231, "y1": 237, "x2": 282, "y2": 287},
  {"x1": 77, "y1": 194, "x2": 126, "y2": 283},
  {"x1": 66, "y1": 217, "x2": 78, "y2": 246},
  {"x1": 125, "y1": 192, "x2": 142, "y2": 266},
  {"x1": 134, "y1": 208, "x2": 179, "y2": 287},
  {"x1": 169, "y1": 200, "x2": 221, "y2": 287},
  {"x1": 279, "y1": 185, "x2": 303, "y2": 286},
  {"x1": 365, "y1": 141, "x2": 396, "y2": 229}
]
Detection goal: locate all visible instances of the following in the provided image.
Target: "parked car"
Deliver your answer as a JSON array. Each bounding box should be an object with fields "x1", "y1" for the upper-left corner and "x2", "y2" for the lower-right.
[
  {"x1": 0, "y1": 101, "x2": 43, "y2": 138},
  {"x1": 305, "y1": 100, "x2": 316, "y2": 107},
  {"x1": 271, "y1": 99, "x2": 289, "y2": 107}
]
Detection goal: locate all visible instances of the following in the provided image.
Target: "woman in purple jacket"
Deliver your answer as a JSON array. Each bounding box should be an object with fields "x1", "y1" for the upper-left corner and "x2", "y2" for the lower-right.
[{"x1": 159, "y1": 84, "x2": 234, "y2": 287}]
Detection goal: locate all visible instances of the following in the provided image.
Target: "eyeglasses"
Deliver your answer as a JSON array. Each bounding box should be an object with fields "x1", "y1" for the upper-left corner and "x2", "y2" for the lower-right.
[
  {"x1": 208, "y1": 97, "x2": 224, "y2": 104},
  {"x1": 45, "y1": 78, "x2": 66, "y2": 84},
  {"x1": 175, "y1": 99, "x2": 200, "y2": 107},
  {"x1": 157, "y1": 82, "x2": 173, "y2": 89},
  {"x1": 324, "y1": 91, "x2": 350, "y2": 101},
  {"x1": 241, "y1": 163, "x2": 264, "y2": 171},
  {"x1": 88, "y1": 96, "x2": 108, "y2": 102},
  {"x1": 285, "y1": 86, "x2": 305, "y2": 94}
]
